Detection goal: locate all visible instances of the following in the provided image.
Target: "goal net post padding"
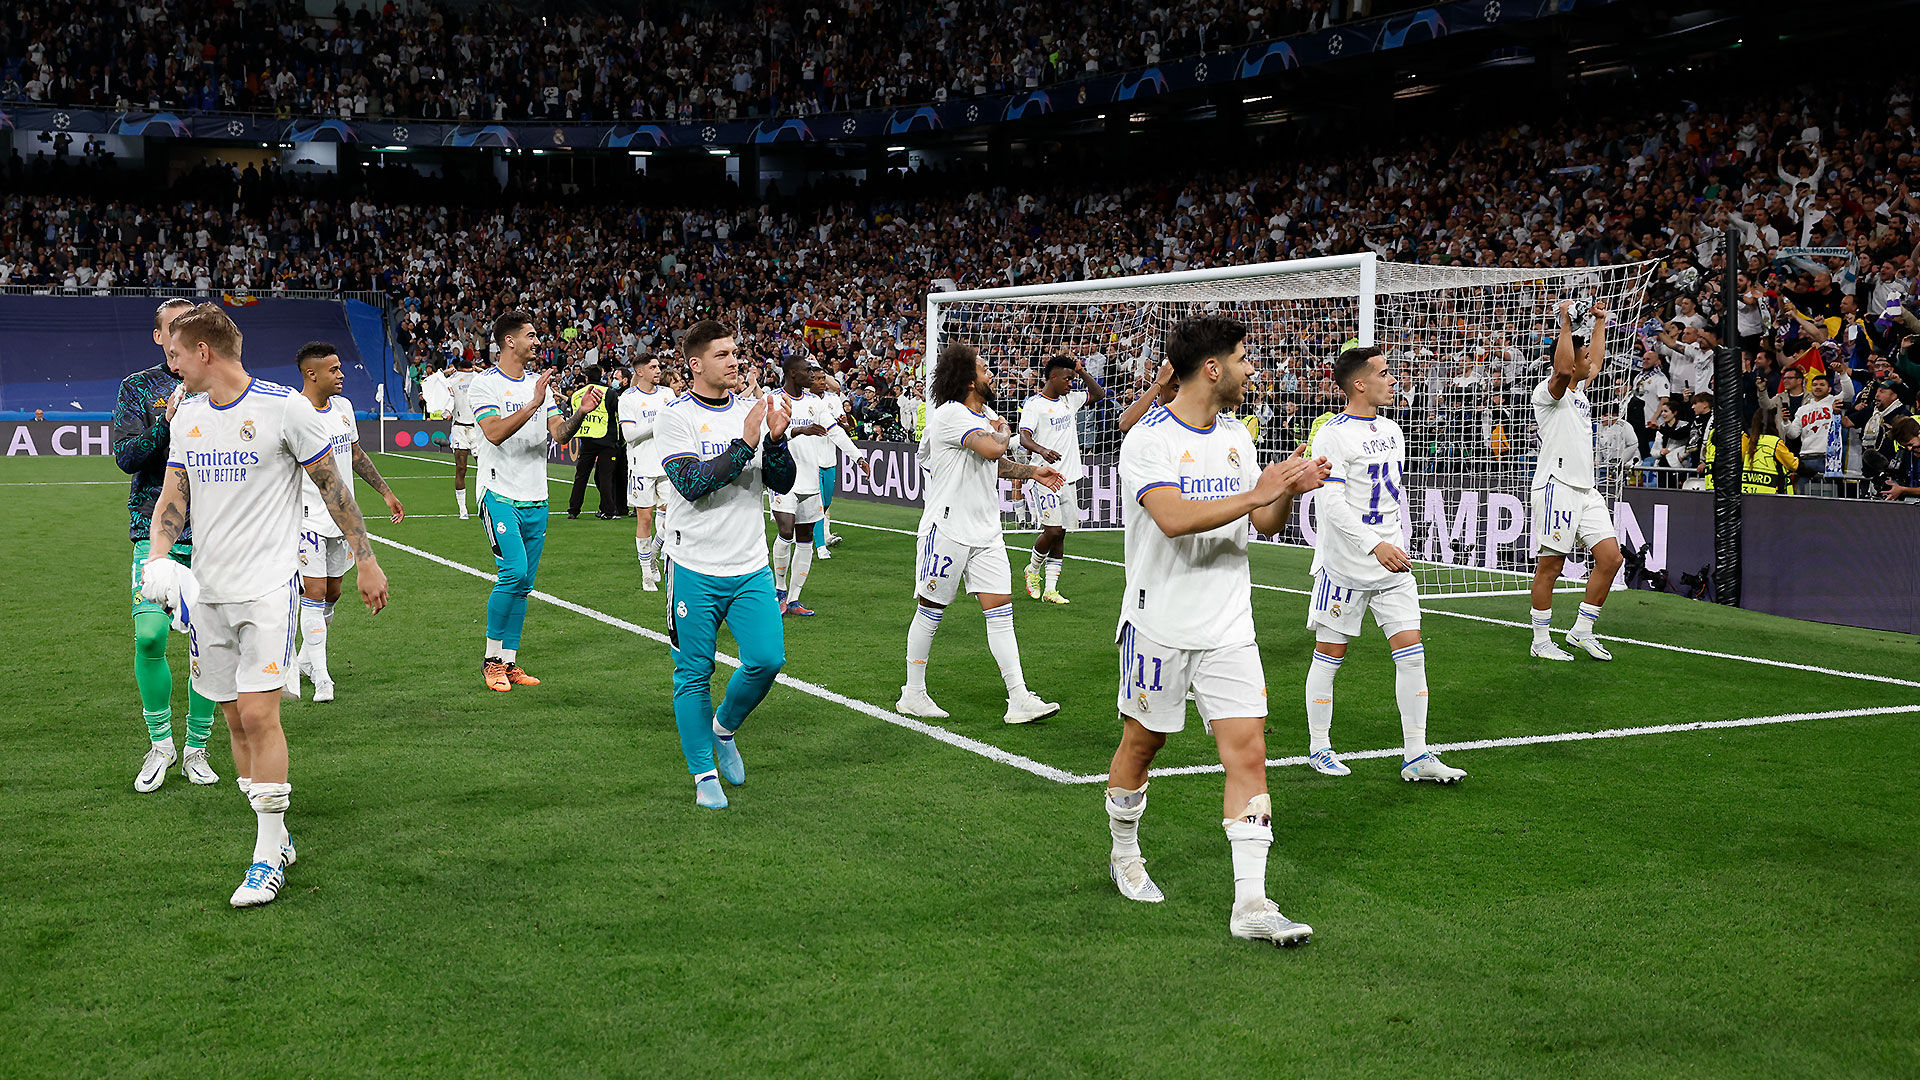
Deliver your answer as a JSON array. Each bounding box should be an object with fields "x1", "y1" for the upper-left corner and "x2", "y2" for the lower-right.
[{"x1": 925, "y1": 254, "x2": 1659, "y2": 598}]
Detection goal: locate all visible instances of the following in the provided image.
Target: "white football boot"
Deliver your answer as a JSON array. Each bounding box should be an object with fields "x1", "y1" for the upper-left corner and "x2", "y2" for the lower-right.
[
  {"x1": 229, "y1": 861, "x2": 286, "y2": 908},
  {"x1": 1564, "y1": 630, "x2": 1614, "y2": 661},
  {"x1": 180, "y1": 746, "x2": 220, "y2": 785},
  {"x1": 1109, "y1": 856, "x2": 1165, "y2": 903},
  {"x1": 1004, "y1": 690, "x2": 1061, "y2": 725},
  {"x1": 313, "y1": 679, "x2": 336, "y2": 703},
  {"x1": 135, "y1": 742, "x2": 177, "y2": 793},
  {"x1": 1307, "y1": 748, "x2": 1351, "y2": 777},
  {"x1": 1229, "y1": 898, "x2": 1312, "y2": 946},
  {"x1": 1400, "y1": 752, "x2": 1467, "y2": 784},
  {"x1": 895, "y1": 687, "x2": 950, "y2": 719},
  {"x1": 1529, "y1": 639, "x2": 1574, "y2": 661}
]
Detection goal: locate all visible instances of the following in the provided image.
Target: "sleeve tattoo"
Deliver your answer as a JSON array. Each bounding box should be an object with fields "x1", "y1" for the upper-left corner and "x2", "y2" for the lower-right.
[
  {"x1": 349, "y1": 445, "x2": 394, "y2": 495},
  {"x1": 306, "y1": 453, "x2": 376, "y2": 562},
  {"x1": 149, "y1": 467, "x2": 191, "y2": 551},
  {"x1": 997, "y1": 459, "x2": 1043, "y2": 480}
]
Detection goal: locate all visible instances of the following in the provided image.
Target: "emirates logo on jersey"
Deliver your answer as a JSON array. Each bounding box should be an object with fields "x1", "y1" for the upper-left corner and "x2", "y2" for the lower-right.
[{"x1": 239, "y1": 420, "x2": 257, "y2": 442}]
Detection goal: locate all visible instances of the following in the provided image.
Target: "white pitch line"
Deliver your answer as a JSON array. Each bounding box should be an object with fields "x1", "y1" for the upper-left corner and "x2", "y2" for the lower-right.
[
  {"x1": 364, "y1": 532, "x2": 1080, "y2": 784},
  {"x1": 830, "y1": 518, "x2": 1920, "y2": 690},
  {"x1": 1060, "y1": 704, "x2": 1920, "y2": 784}
]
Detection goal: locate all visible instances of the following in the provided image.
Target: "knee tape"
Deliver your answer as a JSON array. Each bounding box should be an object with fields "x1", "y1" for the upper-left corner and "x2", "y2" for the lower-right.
[
  {"x1": 1225, "y1": 792, "x2": 1272, "y2": 830},
  {"x1": 1104, "y1": 782, "x2": 1148, "y2": 819}
]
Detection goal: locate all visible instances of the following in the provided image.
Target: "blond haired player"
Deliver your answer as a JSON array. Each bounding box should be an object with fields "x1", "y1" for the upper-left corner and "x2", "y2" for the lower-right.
[{"x1": 146, "y1": 304, "x2": 389, "y2": 907}]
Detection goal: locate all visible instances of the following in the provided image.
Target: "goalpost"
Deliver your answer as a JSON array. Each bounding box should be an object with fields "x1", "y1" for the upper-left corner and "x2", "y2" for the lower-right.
[{"x1": 924, "y1": 252, "x2": 1659, "y2": 598}]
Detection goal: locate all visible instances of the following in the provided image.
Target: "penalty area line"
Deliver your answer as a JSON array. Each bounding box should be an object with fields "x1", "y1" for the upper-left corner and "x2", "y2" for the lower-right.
[
  {"x1": 364, "y1": 531, "x2": 1082, "y2": 785},
  {"x1": 1062, "y1": 704, "x2": 1920, "y2": 785}
]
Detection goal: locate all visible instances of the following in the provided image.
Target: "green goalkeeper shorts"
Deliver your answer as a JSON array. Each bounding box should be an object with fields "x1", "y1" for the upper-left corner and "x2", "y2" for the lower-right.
[{"x1": 130, "y1": 538, "x2": 195, "y2": 616}]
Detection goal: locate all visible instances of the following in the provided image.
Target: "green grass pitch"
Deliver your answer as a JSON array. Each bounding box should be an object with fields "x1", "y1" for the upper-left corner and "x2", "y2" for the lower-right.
[{"x1": 4, "y1": 452, "x2": 1917, "y2": 1078}]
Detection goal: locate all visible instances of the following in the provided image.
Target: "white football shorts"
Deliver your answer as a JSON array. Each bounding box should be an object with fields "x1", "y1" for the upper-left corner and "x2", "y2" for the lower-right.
[
  {"x1": 628, "y1": 472, "x2": 669, "y2": 510},
  {"x1": 1116, "y1": 622, "x2": 1267, "y2": 733},
  {"x1": 1532, "y1": 480, "x2": 1614, "y2": 557},
  {"x1": 449, "y1": 422, "x2": 478, "y2": 451},
  {"x1": 298, "y1": 525, "x2": 355, "y2": 579},
  {"x1": 913, "y1": 526, "x2": 1012, "y2": 605},
  {"x1": 188, "y1": 576, "x2": 299, "y2": 701},
  {"x1": 1026, "y1": 479, "x2": 1080, "y2": 530},
  {"x1": 1305, "y1": 570, "x2": 1421, "y2": 643},
  {"x1": 769, "y1": 489, "x2": 824, "y2": 524}
]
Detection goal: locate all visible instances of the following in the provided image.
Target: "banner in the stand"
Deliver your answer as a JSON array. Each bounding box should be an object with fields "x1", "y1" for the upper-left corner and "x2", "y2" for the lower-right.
[{"x1": 0, "y1": 1, "x2": 1616, "y2": 151}]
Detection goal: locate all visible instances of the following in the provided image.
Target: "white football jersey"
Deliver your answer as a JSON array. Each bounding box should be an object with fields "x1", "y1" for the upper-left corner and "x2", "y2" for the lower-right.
[
  {"x1": 167, "y1": 378, "x2": 332, "y2": 603},
  {"x1": 467, "y1": 367, "x2": 559, "y2": 502},
  {"x1": 1116, "y1": 405, "x2": 1260, "y2": 649},
  {"x1": 618, "y1": 384, "x2": 673, "y2": 477},
  {"x1": 1018, "y1": 390, "x2": 1088, "y2": 483},
  {"x1": 655, "y1": 391, "x2": 774, "y2": 577},
  {"x1": 448, "y1": 369, "x2": 477, "y2": 424},
  {"x1": 1309, "y1": 411, "x2": 1410, "y2": 591},
  {"x1": 917, "y1": 400, "x2": 1004, "y2": 547},
  {"x1": 774, "y1": 389, "x2": 823, "y2": 494},
  {"x1": 300, "y1": 394, "x2": 359, "y2": 539},
  {"x1": 1531, "y1": 378, "x2": 1596, "y2": 490}
]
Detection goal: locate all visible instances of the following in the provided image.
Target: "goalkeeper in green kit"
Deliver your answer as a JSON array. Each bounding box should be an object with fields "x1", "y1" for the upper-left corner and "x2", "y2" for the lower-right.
[{"x1": 111, "y1": 298, "x2": 220, "y2": 792}]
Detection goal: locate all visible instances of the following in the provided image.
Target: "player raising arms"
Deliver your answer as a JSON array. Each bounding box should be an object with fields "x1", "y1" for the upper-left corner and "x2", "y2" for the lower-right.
[
  {"x1": 143, "y1": 304, "x2": 389, "y2": 907},
  {"x1": 655, "y1": 320, "x2": 796, "y2": 810},
  {"x1": 291, "y1": 342, "x2": 403, "y2": 703},
  {"x1": 1104, "y1": 315, "x2": 1327, "y2": 944},
  {"x1": 618, "y1": 353, "x2": 672, "y2": 592},
  {"x1": 447, "y1": 356, "x2": 478, "y2": 520},
  {"x1": 1529, "y1": 301, "x2": 1624, "y2": 661},
  {"x1": 1303, "y1": 346, "x2": 1465, "y2": 784},
  {"x1": 112, "y1": 297, "x2": 219, "y2": 792},
  {"x1": 1018, "y1": 354, "x2": 1105, "y2": 604},
  {"x1": 896, "y1": 343, "x2": 1063, "y2": 725},
  {"x1": 470, "y1": 311, "x2": 602, "y2": 691}
]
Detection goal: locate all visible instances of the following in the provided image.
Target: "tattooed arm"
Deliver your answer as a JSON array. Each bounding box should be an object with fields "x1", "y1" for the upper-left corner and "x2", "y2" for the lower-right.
[
  {"x1": 305, "y1": 452, "x2": 390, "y2": 613},
  {"x1": 998, "y1": 457, "x2": 1065, "y2": 490},
  {"x1": 148, "y1": 466, "x2": 191, "y2": 551},
  {"x1": 349, "y1": 443, "x2": 406, "y2": 523}
]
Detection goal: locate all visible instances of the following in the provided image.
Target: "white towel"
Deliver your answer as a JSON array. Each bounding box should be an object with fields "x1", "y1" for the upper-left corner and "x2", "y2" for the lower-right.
[{"x1": 140, "y1": 557, "x2": 201, "y2": 634}]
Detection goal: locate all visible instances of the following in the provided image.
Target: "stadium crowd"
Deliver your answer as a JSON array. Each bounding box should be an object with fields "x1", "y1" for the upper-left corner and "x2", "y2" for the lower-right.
[
  {"x1": 2, "y1": 0, "x2": 1378, "y2": 124},
  {"x1": 3, "y1": 71, "x2": 1918, "y2": 496}
]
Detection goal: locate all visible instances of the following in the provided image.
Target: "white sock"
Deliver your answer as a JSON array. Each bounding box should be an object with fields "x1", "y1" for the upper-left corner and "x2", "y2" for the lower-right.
[
  {"x1": 694, "y1": 769, "x2": 719, "y2": 786},
  {"x1": 905, "y1": 604, "x2": 942, "y2": 690},
  {"x1": 322, "y1": 601, "x2": 335, "y2": 625},
  {"x1": 787, "y1": 543, "x2": 813, "y2": 605},
  {"x1": 456, "y1": 487, "x2": 468, "y2": 515},
  {"x1": 1530, "y1": 606, "x2": 1553, "y2": 645},
  {"x1": 1306, "y1": 649, "x2": 1342, "y2": 752},
  {"x1": 1573, "y1": 601, "x2": 1602, "y2": 636},
  {"x1": 500, "y1": 647, "x2": 517, "y2": 664},
  {"x1": 1106, "y1": 784, "x2": 1147, "y2": 859},
  {"x1": 1393, "y1": 643, "x2": 1429, "y2": 759},
  {"x1": 1027, "y1": 547, "x2": 1045, "y2": 571},
  {"x1": 1224, "y1": 794, "x2": 1272, "y2": 907},
  {"x1": 485, "y1": 637, "x2": 504, "y2": 659},
  {"x1": 301, "y1": 599, "x2": 330, "y2": 680},
  {"x1": 153, "y1": 736, "x2": 175, "y2": 752},
  {"x1": 772, "y1": 536, "x2": 793, "y2": 593},
  {"x1": 1045, "y1": 557, "x2": 1062, "y2": 594},
  {"x1": 236, "y1": 776, "x2": 252, "y2": 797},
  {"x1": 983, "y1": 603, "x2": 1027, "y2": 695},
  {"x1": 638, "y1": 537, "x2": 656, "y2": 575},
  {"x1": 247, "y1": 782, "x2": 290, "y2": 865},
  {"x1": 711, "y1": 717, "x2": 736, "y2": 740}
]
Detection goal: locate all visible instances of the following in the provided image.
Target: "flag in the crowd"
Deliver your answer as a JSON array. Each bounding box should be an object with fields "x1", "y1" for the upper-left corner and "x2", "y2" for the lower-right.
[
  {"x1": 803, "y1": 319, "x2": 843, "y2": 344},
  {"x1": 221, "y1": 292, "x2": 259, "y2": 307}
]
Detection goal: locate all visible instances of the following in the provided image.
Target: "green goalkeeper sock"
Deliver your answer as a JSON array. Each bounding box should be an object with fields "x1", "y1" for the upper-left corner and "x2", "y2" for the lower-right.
[
  {"x1": 133, "y1": 611, "x2": 174, "y2": 743},
  {"x1": 185, "y1": 686, "x2": 215, "y2": 750}
]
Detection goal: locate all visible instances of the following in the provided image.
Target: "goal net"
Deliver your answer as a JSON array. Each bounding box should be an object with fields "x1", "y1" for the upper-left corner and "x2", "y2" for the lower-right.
[{"x1": 925, "y1": 254, "x2": 1659, "y2": 597}]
